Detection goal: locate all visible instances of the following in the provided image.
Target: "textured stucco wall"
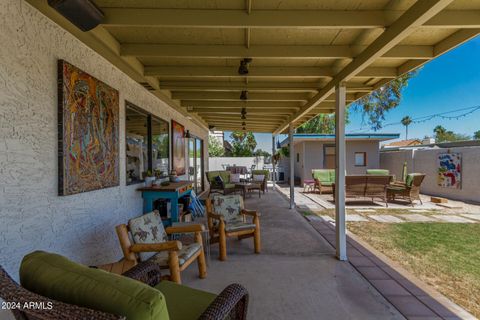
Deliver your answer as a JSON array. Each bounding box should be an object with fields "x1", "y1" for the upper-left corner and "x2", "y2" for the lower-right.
[
  {"x1": 346, "y1": 140, "x2": 381, "y2": 174},
  {"x1": 0, "y1": 0, "x2": 208, "y2": 279},
  {"x1": 381, "y1": 147, "x2": 480, "y2": 203}
]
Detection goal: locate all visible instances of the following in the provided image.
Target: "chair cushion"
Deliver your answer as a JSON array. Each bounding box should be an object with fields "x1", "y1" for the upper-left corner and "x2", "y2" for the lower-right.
[
  {"x1": 211, "y1": 194, "x2": 245, "y2": 224},
  {"x1": 230, "y1": 173, "x2": 240, "y2": 183},
  {"x1": 367, "y1": 169, "x2": 390, "y2": 175},
  {"x1": 225, "y1": 221, "x2": 256, "y2": 233},
  {"x1": 252, "y1": 170, "x2": 269, "y2": 179},
  {"x1": 219, "y1": 171, "x2": 231, "y2": 183},
  {"x1": 406, "y1": 174, "x2": 414, "y2": 187},
  {"x1": 155, "y1": 281, "x2": 216, "y2": 320},
  {"x1": 148, "y1": 243, "x2": 202, "y2": 268},
  {"x1": 312, "y1": 169, "x2": 335, "y2": 183},
  {"x1": 20, "y1": 251, "x2": 169, "y2": 320},
  {"x1": 129, "y1": 211, "x2": 168, "y2": 261},
  {"x1": 224, "y1": 183, "x2": 236, "y2": 189}
]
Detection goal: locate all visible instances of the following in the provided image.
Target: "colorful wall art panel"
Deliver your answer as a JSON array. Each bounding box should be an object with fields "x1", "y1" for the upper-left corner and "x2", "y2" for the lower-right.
[
  {"x1": 437, "y1": 152, "x2": 462, "y2": 189},
  {"x1": 171, "y1": 120, "x2": 186, "y2": 175},
  {"x1": 58, "y1": 60, "x2": 119, "y2": 195}
]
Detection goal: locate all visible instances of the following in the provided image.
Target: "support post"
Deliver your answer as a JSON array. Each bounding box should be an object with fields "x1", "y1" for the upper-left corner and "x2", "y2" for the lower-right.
[
  {"x1": 289, "y1": 123, "x2": 295, "y2": 209},
  {"x1": 335, "y1": 83, "x2": 347, "y2": 261},
  {"x1": 272, "y1": 135, "x2": 276, "y2": 190}
]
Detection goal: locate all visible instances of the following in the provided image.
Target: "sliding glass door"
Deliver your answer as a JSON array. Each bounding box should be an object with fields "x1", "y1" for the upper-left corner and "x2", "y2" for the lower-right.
[{"x1": 188, "y1": 137, "x2": 204, "y2": 193}]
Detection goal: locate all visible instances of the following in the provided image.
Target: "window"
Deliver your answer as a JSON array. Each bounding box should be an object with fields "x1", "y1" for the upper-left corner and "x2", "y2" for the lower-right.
[
  {"x1": 296, "y1": 153, "x2": 300, "y2": 162},
  {"x1": 354, "y1": 152, "x2": 367, "y2": 167},
  {"x1": 323, "y1": 145, "x2": 336, "y2": 169},
  {"x1": 125, "y1": 103, "x2": 169, "y2": 185}
]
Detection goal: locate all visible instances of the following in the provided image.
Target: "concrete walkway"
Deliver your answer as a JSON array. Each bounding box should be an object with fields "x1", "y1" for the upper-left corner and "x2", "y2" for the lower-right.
[{"x1": 182, "y1": 190, "x2": 404, "y2": 320}]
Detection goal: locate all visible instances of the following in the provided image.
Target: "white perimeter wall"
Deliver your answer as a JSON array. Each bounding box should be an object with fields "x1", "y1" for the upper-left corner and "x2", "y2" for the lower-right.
[
  {"x1": 208, "y1": 157, "x2": 265, "y2": 172},
  {"x1": 0, "y1": 1, "x2": 208, "y2": 279},
  {"x1": 380, "y1": 147, "x2": 480, "y2": 203}
]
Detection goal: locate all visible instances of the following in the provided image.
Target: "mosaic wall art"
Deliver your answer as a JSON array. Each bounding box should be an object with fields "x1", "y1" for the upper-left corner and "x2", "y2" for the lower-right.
[
  {"x1": 58, "y1": 60, "x2": 119, "y2": 195},
  {"x1": 437, "y1": 152, "x2": 462, "y2": 189}
]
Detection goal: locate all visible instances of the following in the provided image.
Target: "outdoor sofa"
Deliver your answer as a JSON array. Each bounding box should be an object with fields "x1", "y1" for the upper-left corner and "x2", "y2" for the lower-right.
[
  {"x1": 206, "y1": 170, "x2": 237, "y2": 195},
  {"x1": 332, "y1": 175, "x2": 393, "y2": 207},
  {"x1": 0, "y1": 251, "x2": 248, "y2": 320}
]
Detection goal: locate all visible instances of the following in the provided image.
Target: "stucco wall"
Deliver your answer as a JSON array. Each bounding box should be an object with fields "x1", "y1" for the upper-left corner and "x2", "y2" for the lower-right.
[
  {"x1": 346, "y1": 140, "x2": 381, "y2": 174},
  {"x1": 0, "y1": 0, "x2": 208, "y2": 279},
  {"x1": 208, "y1": 157, "x2": 265, "y2": 172},
  {"x1": 381, "y1": 147, "x2": 480, "y2": 203}
]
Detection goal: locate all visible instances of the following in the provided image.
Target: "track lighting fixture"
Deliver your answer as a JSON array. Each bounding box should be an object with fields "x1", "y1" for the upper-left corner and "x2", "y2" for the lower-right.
[{"x1": 240, "y1": 90, "x2": 248, "y2": 100}]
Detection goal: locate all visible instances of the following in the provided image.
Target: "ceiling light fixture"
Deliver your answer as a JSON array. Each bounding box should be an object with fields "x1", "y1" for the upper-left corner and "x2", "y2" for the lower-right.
[
  {"x1": 241, "y1": 107, "x2": 247, "y2": 120},
  {"x1": 238, "y1": 58, "x2": 252, "y2": 75},
  {"x1": 240, "y1": 90, "x2": 248, "y2": 100}
]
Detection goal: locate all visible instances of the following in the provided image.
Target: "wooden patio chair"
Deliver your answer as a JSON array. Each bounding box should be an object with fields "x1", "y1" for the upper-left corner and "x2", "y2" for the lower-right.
[
  {"x1": 116, "y1": 211, "x2": 207, "y2": 284},
  {"x1": 387, "y1": 173, "x2": 426, "y2": 206},
  {"x1": 205, "y1": 194, "x2": 261, "y2": 261}
]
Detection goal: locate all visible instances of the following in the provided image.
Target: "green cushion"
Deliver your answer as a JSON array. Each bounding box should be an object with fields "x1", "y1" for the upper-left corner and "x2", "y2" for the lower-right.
[
  {"x1": 406, "y1": 174, "x2": 414, "y2": 187},
  {"x1": 312, "y1": 169, "x2": 335, "y2": 183},
  {"x1": 20, "y1": 251, "x2": 169, "y2": 320},
  {"x1": 367, "y1": 169, "x2": 389, "y2": 175},
  {"x1": 219, "y1": 171, "x2": 231, "y2": 183},
  {"x1": 224, "y1": 183, "x2": 236, "y2": 189},
  {"x1": 155, "y1": 281, "x2": 216, "y2": 319},
  {"x1": 252, "y1": 170, "x2": 269, "y2": 179}
]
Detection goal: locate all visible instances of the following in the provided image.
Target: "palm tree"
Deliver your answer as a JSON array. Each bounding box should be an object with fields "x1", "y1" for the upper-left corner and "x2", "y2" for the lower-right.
[{"x1": 401, "y1": 116, "x2": 413, "y2": 140}]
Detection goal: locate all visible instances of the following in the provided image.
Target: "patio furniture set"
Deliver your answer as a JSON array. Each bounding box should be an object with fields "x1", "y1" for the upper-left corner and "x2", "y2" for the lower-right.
[
  {"x1": 205, "y1": 169, "x2": 269, "y2": 199},
  {"x1": 311, "y1": 169, "x2": 426, "y2": 207},
  {"x1": 0, "y1": 193, "x2": 260, "y2": 319}
]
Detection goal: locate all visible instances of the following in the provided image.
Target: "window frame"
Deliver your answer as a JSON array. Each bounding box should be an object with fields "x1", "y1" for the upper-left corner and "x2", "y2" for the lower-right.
[
  {"x1": 125, "y1": 101, "x2": 170, "y2": 185},
  {"x1": 354, "y1": 152, "x2": 367, "y2": 167}
]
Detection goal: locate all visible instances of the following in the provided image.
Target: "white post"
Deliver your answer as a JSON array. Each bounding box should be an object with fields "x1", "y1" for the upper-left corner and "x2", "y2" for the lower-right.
[
  {"x1": 335, "y1": 83, "x2": 347, "y2": 261},
  {"x1": 289, "y1": 123, "x2": 295, "y2": 209},
  {"x1": 272, "y1": 135, "x2": 276, "y2": 189}
]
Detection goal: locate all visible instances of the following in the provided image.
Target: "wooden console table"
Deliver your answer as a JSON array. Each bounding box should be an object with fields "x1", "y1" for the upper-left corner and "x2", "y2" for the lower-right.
[{"x1": 137, "y1": 181, "x2": 193, "y2": 225}]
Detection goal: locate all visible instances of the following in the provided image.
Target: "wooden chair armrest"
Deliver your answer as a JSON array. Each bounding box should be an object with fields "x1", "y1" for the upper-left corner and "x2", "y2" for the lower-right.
[
  {"x1": 130, "y1": 241, "x2": 182, "y2": 253},
  {"x1": 241, "y1": 209, "x2": 259, "y2": 217},
  {"x1": 209, "y1": 213, "x2": 225, "y2": 221},
  {"x1": 166, "y1": 223, "x2": 205, "y2": 234}
]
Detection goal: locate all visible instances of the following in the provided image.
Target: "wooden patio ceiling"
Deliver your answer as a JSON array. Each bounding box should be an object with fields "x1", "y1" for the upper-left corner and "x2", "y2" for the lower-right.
[{"x1": 27, "y1": 0, "x2": 480, "y2": 133}]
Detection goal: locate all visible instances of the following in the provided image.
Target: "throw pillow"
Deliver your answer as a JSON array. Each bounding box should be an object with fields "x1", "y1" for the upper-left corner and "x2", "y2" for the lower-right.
[
  {"x1": 230, "y1": 173, "x2": 240, "y2": 183},
  {"x1": 214, "y1": 175, "x2": 224, "y2": 186},
  {"x1": 253, "y1": 174, "x2": 265, "y2": 182},
  {"x1": 129, "y1": 211, "x2": 168, "y2": 261}
]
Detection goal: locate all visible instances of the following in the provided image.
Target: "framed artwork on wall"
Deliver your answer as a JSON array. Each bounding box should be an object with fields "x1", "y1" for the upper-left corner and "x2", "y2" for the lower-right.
[
  {"x1": 437, "y1": 152, "x2": 462, "y2": 189},
  {"x1": 171, "y1": 120, "x2": 186, "y2": 175},
  {"x1": 57, "y1": 60, "x2": 120, "y2": 195}
]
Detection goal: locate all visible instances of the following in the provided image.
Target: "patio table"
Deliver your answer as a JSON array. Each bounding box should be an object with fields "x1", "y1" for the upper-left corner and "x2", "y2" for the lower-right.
[{"x1": 235, "y1": 182, "x2": 261, "y2": 199}]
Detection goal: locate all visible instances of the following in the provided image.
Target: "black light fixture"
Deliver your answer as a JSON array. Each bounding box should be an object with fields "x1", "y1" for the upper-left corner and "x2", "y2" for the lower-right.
[
  {"x1": 48, "y1": 0, "x2": 104, "y2": 32},
  {"x1": 240, "y1": 90, "x2": 248, "y2": 100},
  {"x1": 238, "y1": 58, "x2": 252, "y2": 75},
  {"x1": 242, "y1": 122, "x2": 246, "y2": 126},
  {"x1": 241, "y1": 107, "x2": 247, "y2": 120},
  {"x1": 184, "y1": 130, "x2": 191, "y2": 138}
]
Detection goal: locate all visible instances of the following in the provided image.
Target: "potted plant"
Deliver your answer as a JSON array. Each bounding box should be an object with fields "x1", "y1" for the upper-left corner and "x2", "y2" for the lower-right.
[{"x1": 143, "y1": 170, "x2": 155, "y2": 187}]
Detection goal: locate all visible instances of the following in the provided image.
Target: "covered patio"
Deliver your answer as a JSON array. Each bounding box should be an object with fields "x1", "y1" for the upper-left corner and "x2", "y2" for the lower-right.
[{"x1": 1, "y1": 0, "x2": 480, "y2": 319}]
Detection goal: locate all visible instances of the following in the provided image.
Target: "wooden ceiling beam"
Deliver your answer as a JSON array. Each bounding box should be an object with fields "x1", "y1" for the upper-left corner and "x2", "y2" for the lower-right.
[
  {"x1": 145, "y1": 66, "x2": 397, "y2": 79},
  {"x1": 172, "y1": 91, "x2": 311, "y2": 102},
  {"x1": 122, "y1": 44, "x2": 433, "y2": 59},
  {"x1": 102, "y1": 9, "x2": 480, "y2": 29},
  {"x1": 274, "y1": 0, "x2": 455, "y2": 134},
  {"x1": 182, "y1": 101, "x2": 302, "y2": 108}
]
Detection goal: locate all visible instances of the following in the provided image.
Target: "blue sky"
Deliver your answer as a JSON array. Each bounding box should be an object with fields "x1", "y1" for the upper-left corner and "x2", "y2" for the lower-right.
[{"x1": 225, "y1": 35, "x2": 480, "y2": 152}]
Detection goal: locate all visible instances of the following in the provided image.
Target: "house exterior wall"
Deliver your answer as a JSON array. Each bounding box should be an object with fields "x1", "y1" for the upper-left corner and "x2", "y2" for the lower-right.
[
  {"x1": 285, "y1": 140, "x2": 382, "y2": 184},
  {"x1": 208, "y1": 157, "x2": 265, "y2": 171},
  {"x1": 380, "y1": 146, "x2": 480, "y2": 203},
  {"x1": 0, "y1": 0, "x2": 208, "y2": 279}
]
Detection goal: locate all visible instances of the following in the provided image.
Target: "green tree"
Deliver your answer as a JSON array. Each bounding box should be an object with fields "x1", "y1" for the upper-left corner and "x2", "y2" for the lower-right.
[
  {"x1": 208, "y1": 135, "x2": 225, "y2": 157},
  {"x1": 296, "y1": 113, "x2": 338, "y2": 134},
  {"x1": 401, "y1": 116, "x2": 413, "y2": 140},
  {"x1": 353, "y1": 70, "x2": 419, "y2": 130},
  {"x1": 434, "y1": 125, "x2": 470, "y2": 142},
  {"x1": 230, "y1": 131, "x2": 257, "y2": 156},
  {"x1": 253, "y1": 149, "x2": 271, "y2": 158},
  {"x1": 474, "y1": 130, "x2": 480, "y2": 140}
]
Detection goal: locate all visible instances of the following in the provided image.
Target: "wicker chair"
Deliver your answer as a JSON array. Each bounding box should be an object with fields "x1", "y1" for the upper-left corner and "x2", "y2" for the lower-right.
[
  {"x1": 387, "y1": 173, "x2": 426, "y2": 206},
  {"x1": 206, "y1": 194, "x2": 261, "y2": 261},
  {"x1": 0, "y1": 261, "x2": 249, "y2": 320},
  {"x1": 251, "y1": 169, "x2": 269, "y2": 193}
]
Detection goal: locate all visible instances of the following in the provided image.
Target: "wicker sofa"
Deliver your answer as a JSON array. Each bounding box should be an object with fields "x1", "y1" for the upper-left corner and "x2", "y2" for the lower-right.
[
  {"x1": 332, "y1": 175, "x2": 392, "y2": 207},
  {"x1": 206, "y1": 170, "x2": 237, "y2": 195},
  {"x1": 0, "y1": 251, "x2": 248, "y2": 320}
]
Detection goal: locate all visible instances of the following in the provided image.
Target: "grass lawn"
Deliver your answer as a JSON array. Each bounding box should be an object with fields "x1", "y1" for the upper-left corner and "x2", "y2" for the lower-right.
[{"x1": 348, "y1": 222, "x2": 480, "y2": 318}]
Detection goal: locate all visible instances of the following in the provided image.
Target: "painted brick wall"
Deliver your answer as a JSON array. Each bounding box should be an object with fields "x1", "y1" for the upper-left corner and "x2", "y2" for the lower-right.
[{"x1": 0, "y1": 0, "x2": 208, "y2": 280}]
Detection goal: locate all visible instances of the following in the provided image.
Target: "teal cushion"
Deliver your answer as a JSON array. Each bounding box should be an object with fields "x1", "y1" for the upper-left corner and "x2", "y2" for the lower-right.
[
  {"x1": 20, "y1": 251, "x2": 169, "y2": 320},
  {"x1": 155, "y1": 281, "x2": 216, "y2": 320}
]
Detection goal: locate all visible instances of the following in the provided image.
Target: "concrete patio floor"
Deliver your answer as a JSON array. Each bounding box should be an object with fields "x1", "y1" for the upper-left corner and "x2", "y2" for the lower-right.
[{"x1": 182, "y1": 190, "x2": 404, "y2": 320}]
